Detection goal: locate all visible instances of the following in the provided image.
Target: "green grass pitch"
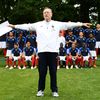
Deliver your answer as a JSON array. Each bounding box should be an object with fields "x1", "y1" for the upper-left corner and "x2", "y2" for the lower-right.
[{"x1": 0, "y1": 57, "x2": 100, "y2": 100}]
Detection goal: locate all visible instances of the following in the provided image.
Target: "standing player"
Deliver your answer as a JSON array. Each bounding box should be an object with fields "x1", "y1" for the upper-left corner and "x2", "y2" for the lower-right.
[
  {"x1": 66, "y1": 43, "x2": 81, "y2": 69},
  {"x1": 17, "y1": 32, "x2": 26, "y2": 50},
  {"x1": 22, "y1": 41, "x2": 36, "y2": 69},
  {"x1": 77, "y1": 31, "x2": 86, "y2": 48},
  {"x1": 9, "y1": 43, "x2": 22, "y2": 69},
  {"x1": 73, "y1": 27, "x2": 84, "y2": 36},
  {"x1": 65, "y1": 29, "x2": 77, "y2": 49},
  {"x1": 95, "y1": 24, "x2": 100, "y2": 55},
  {"x1": 79, "y1": 43, "x2": 92, "y2": 68},
  {"x1": 6, "y1": 31, "x2": 16, "y2": 68},
  {"x1": 86, "y1": 33, "x2": 96, "y2": 67},
  {"x1": 84, "y1": 26, "x2": 94, "y2": 38}
]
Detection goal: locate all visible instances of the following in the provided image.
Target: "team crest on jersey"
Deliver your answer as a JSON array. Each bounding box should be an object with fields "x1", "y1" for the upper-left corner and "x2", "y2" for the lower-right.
[
  {"x1": 52, "y1": 25, "x2": 54, "y2": 28},
  {"x1": 51, "y1": 25, "x2": 55, "y2": 31},
  {"x1": 93, "y1": 40, "x2": 95, "y2": 42}
]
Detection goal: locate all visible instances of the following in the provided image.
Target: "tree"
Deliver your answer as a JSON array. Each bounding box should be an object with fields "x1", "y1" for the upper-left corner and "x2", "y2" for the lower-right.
[
  {"x1": 96, "y1": 0, "x2": 100, "y2": 23},
  {"x1": 68, "y1": 0, "x2": 99, "y2": 23},
  {"x1": 0, "y1": 0, "x2": 17, "y2": 23},
  {"x1": 0, "y1": 0, "x2": 99, "y2": 24}
]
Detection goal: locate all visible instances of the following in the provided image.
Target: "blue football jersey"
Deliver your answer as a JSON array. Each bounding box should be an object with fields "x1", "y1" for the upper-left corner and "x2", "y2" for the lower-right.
[
  {"x1": 68, "y1": 47, "x2": 78, "y2": 56},
  {"x1": 86, "y1": 38, "x2": 96, "y2": 50},
  {"x1": 6, "y1": 37, "x2": 16, "y2": 50},
  {"x1": 77, "y1": 36, "x2": 86, "y2": 48},
  {"x1": 59, "y1": 47, "x2": 66, "y2": 56},
  {"x1": 65, "y1": 35, "x2": 76, "y2": 48},
  {"x1": 23, "y1": 46, "x2": 34, "y2": 56},
  {"x1": 94, "y1": 29, "x2": 100, "y2": 41},
  {"x1": 26, "y1": 35, "x2": 36, "y2": 47},
  {"x1": 17, "y1": 36, "x2": 26, "y2": 50},
  {"x1": 12, "y1": 48, "x2": 22, "y2": 56},
  {"x1": 79, "y1": 47, "x2": 90, "y2": 56}
]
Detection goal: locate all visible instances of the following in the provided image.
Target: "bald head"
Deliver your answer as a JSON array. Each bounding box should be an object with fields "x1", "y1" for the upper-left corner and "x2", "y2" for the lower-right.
[{"x1": 43, "y1": 7, "x2": 53, "y2": 22}]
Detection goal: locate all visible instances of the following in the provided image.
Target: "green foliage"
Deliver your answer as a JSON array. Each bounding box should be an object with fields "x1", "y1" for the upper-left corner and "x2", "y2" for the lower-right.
[
  {"x1": 0, "y1": 0, "x2": 17, "y2": 22},
  {"x1": 9, "y1": 0, "x2": 79, "y2": 23},
  {"x1": 0, "y1": 0, "x2": 100, "y2": 23}
]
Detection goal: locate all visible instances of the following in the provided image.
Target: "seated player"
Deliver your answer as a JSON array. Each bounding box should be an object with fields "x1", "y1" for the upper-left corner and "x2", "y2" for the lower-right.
[
  {"x1": 22, "y1": 41, "x2": 36, "y2": 69},
  {"x1": 86, "y1": 33, "x2": 97, "y2": 67},
  {"x1": 5, "y1": 31, "x2": 16, "y2": 68},
  {"x1": 77, "y1": 31, "x2": 86, "y2": 48},
  {"x1": 79, "y1": 43, "x2": 92, "y2": 68},
  {"x1": 57, "y1": 43, "x2": 66, "y2": 69},
  {"x1": 17, "y1": 32, "x2": 26, "y2": 50},
  {"x1": 9, "y1": 43, "x2": 22, "y2": 69},
  {"x1": 65, "y1": 29, "x2": 77, "y2": 49},
  {"x1": 66, "y1": 43, "x2": 81, "y2": 69}
]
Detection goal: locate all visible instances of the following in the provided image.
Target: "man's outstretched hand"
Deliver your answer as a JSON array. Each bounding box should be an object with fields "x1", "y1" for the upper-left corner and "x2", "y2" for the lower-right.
[{"x1": 82, "y1": 23, "x2": 92, "y2": 28}]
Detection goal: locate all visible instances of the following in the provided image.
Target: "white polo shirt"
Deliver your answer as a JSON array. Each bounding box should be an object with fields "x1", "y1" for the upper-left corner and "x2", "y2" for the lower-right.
[{"x1": 15, "y1": 20, "x2": 83, "y2": 53}]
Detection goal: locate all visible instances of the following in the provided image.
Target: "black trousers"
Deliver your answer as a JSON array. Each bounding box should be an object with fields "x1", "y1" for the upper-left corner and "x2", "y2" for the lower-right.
[{"x1": 38, "y1": 52, "x2": 58, "y2": 92}]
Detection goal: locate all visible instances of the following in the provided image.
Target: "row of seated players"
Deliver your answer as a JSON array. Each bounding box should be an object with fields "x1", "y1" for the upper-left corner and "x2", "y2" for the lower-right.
[
  {"x1": 5, "y1": 41, "x2": 38, "y2": 69},
  {"x1": 57, "y1": 42, "x2": 96, "y2": 69},
  {"x1": 5, "y1": 41, "x2": 96, "y2": 70}
]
